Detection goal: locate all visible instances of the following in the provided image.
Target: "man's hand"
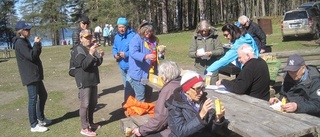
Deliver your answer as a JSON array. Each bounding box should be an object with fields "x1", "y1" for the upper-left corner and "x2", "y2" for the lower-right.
[
  {"x1": 216, "y1": 106, "x2": 225, "y2": 122},
  {"x1": 216, "y1": 79, "x2": 222, "y2": 86},
  {"x1": 269, "y1": 97, "x2": 280, "y2": 104},
  {"x1": 89, "y1": 44, "x2": 98, "y2": 55},
  {"x1": 282, "y1": 102, "x2": 298, "y2": 113},
  {"x1": 132, "y1": 127, "x2": 141, "y2": 136},
  {"x1": 98, "y1": 49, "x2": 104, "y2": 57},
  {"x1": 119, "y1": 52, "x2": 125, "y2": 58}
]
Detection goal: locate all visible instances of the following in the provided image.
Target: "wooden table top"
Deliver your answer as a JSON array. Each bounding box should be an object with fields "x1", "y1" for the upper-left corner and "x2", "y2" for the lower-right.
[{"x1": 206, "y1": 89, "x2": 320, "y2": 137}]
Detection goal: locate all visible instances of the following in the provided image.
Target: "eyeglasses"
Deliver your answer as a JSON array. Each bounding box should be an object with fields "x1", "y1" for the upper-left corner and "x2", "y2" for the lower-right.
[
  {"x1": 191, "y1": 86, "x2": 205, "y2": 92},
  {"x1": 223, "y1": 33, "x2": 230, "y2": 37}
]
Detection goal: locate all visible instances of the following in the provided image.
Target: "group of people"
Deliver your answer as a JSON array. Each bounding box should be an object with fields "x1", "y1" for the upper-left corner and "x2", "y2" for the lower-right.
[
  {"x1": 12, "y1": 13, "x2": 320, "y2": 137},
  {"x1": 93, "y1": 23, "x2": 114, "y2": 47}
]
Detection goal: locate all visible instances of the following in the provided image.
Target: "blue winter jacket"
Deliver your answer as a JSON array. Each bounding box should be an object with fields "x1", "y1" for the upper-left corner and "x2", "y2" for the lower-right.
[
  {"x1": 206, "y1": 33, "x2": 259, "y2": 73},
  {"x1": 112, "y1": 28, "x2": 135, "y2": 70},
  {"x1": 103, "y1": 27, "x2": 110, "y2": 37},
  {"x1": 128, "y1": 34, "x2": 158, "y2": 82}
]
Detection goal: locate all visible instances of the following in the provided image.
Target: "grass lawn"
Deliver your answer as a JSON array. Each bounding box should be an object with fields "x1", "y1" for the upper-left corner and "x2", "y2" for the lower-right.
[{"x1": 0, "y1": 17, "x2": 319, "y2": 137}]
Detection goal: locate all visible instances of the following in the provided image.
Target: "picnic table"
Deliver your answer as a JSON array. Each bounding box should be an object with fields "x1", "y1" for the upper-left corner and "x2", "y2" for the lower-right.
[{"x1": 206, "y1": 88, "x2": 320, "y2": 137}]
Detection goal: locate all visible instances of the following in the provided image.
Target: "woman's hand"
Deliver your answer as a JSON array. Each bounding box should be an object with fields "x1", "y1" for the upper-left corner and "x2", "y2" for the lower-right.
[
  {"x1": 199, "y1": 98, "x2": 214, "y2": 119},
  {"x1": 132, "y1": 127, "x2": 141, "y2": 136},
  {"x1": 269, "y1": 97, "x2": 280, "y2": 104},
  {"x1": 215, "y1": 106, "x2": 225, "y2": 122},
  {"x1": 34, "y1": 37, "x2": 41, "y2": 42}
]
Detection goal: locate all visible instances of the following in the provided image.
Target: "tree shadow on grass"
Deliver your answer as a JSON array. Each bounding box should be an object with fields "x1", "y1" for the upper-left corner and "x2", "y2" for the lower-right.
[
  {"x1": 99, "y1": 84, "x2": 124, "y2": 97},
  {"x1": 48, "y1": 103, "x2": 107, "y2": 126}
]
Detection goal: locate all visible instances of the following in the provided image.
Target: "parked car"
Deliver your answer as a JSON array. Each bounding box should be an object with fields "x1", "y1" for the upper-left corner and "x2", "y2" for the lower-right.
[
  {"x1": 299, "y1": 2, "x2": 320, "y2": 11},
  {"x1": 281, "y1": 8, "x2": 320, "y2": 41}
]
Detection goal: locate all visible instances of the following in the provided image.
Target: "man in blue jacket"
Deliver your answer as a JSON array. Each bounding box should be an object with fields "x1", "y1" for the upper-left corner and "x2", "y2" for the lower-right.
[{"x1": 112, "y1": 17, "x2": 135, "y2": 90}]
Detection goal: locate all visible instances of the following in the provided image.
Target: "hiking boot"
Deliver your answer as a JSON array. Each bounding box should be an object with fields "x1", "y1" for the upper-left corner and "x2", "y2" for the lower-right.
[
  {"x1": 38, "y1": 118, "x2": 52, "y2": 126},
  {"x1": 90, "y1": 123, "x2": 101, "y2": 130},
  {"x1": 31, "y1": 124, "x2": 48, "y2": 132},
  {"x1": 80, "y1": 128, "x2": 96, "y2": 136}
]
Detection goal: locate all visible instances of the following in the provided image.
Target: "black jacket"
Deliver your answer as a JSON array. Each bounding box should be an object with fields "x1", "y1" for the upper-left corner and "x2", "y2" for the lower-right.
[
  {"x1": 221, "y1": 57, "x2": 270, "y2": 101},
  {"x1": 280, "y1": 66, "x2": 320, "y2": 117},
  {"x1": 165, "y1": 88, "x2": 225, "y2": 137},
  {"x1": 246, "y1": 21, "x2": 266, "y2": 51},
  {"x1": 71, "y1": 27, "x2": 81, "y2": 49},
  {"x1": 13, "y1": 36, "x2": 43, "y2": 86},
  {"x1": 74, "y1": 45, "x2": 103, "y2": 88}
]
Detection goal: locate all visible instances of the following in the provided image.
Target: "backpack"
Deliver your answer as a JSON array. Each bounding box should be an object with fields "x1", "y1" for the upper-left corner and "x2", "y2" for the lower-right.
[{"x1": 68, "y1": 46, "x2": 86, "y2": 77}]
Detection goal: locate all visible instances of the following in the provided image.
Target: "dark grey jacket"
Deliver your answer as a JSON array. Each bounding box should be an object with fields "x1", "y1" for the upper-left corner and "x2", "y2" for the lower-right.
[
  {"x1": 13, "y1": 36, "x2": 43, "y2": 86},
  {"x1": 165, "y1": 89, "x2": 225, "y2": 137},
  {"x1": 74, "y1": 45, "x2": 103, "y2": 88},
  {"x1": 246, "y1": 21, "x2": 266, "y2": 52},
  {"x1": 280, "y1": 66, "x2": 320, "y2": 117},
  {"x1": 71, "y1": 27, "x2": 81, "y2": 49}
]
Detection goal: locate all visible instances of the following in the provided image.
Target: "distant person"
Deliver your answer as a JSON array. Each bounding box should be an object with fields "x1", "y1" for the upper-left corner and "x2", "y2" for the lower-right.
[
  {"x1": 125, "y1": 21, "x2": 159, "y2": 103},
  {"x1": 94, "y1": 25, "x2": 102, "y2": 42},
  {"x1": 132, "y1": 61, "x2": 181, "y2": 137},
  {"x1": 103, "y1": 24, "x2": 110, "y2": 46},
  {"x1": 109, "y1": 24, "x2": 114, "y2": 45},
  {"x1": 269, "y1": 54, "x2": 320, "y2": 117},
  {"x1": 72, "y1": 16, "x2": 90, "y2": 49},
  {"x1": 112, "y1": 17, "x2": 135, "y2": 90},
  {"x1": 74, "y1": 29, "x2": 104, "y2": 136},
  {"x1": 216, "y1": 44, "x2": 270, "y2": 101},
  {"x1": 165, "y1": 70, "x2": 226, "y2": 137},
  {"x1": 238, "y1": 15, "x2": 267, "y2": 53},
  {"x1": 12, "y1": 21, "x2": 51, "y2": 132},
  {"x1": 206, "y1": 23, "x2": 259, "y2": 74},
  {"x1": 189, "y1": 20, "x2": 224, "y2": 84},
  {"x1": 68, "y1": 40, "x2": 71, "y2": 45}
]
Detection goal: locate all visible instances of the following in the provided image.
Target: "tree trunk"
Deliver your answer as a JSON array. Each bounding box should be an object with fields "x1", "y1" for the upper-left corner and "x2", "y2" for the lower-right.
[
  {"x1": 199, "y1": 0, "x2": 205, "y2": 20},
  {"x1": 273, "y1": 0, "x2": 278, "y2": 16},
  {"x1": 161, "y1": 0, "x2": 168, "y2": 33},
  {"x1": 261, "y1": 0, "x2": 266, "y2": 16},
  {"x1": 188, "y1": 0, "x2": 193, "y2": 29}
]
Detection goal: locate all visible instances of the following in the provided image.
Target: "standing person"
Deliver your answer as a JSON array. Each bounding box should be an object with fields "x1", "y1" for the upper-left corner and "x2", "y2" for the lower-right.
[
  {"x1": 132, "y1": 61, "x2": 181, "y2": 137},
  {"x1": 216, "y1": 44, "x2": 270, "y2": 101},
  {"x1": 269, "y1": 55, "x2": 320, "y2": 117},
  {"x1": 94, "y1": 25, "x2": 102, "y2": 43},
  {"x1": 189, "y1": 20, "x2": 224, "y2": 84},
  {"x1": 12, "y1": 21, "x2": 51, "y2": 132},
  {"x1": 72, "y1": 16, "x2": 90, "y2": 49},
  {"x1": 74, "y1": 29, "x2": 104, "y2": 136},
  {"x1": 125, "y1": 21, "x2": 159, "y2": 103},
  {"x1": 112, "y1": 17, "x2": 136, "y2": 90},
  {"x1": 238, "y1": 15, "x2": 267, "y2": 53},
  {"x1": 206, "y1": 23, "x2": 259, "y2": 74},
  {"x1": 109, "y1": 24, "x2": 114, "y2": 45},
  {"x1": 165, "y1": 70, "x2": 226, "y2": 137},
  {"x1": 103, "y1": 24, "x2": 110, "y2": 46}
]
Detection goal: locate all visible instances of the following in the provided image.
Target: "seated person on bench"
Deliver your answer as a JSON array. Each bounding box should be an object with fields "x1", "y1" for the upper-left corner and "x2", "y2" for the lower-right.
[
  {"x1": 206, "y1": 23, "x2": 259, "y2": 75},
  {"x1": 132, "y1": 61, "x2": 181, "y2": 137},
  {"x1": 269, "y1": 54, "x2": 320, "y2": 117}
]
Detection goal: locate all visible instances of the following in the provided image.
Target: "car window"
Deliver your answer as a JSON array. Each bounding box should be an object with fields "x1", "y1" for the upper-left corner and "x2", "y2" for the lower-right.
[{"x1": 284, "y1": 11, "x2": 307, "y2": 20}]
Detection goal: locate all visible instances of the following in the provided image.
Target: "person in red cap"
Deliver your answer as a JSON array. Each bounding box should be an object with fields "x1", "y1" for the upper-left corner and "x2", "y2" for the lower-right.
[
  {"x1": 12, "y1": 21, "x2": 51, "y2": 132},
  {"x1": 269, "y1": 54, "x2": 320, "y2": 117},
  {"x1": 165, "y1": 70, "x2": 226, "y2": 137}
]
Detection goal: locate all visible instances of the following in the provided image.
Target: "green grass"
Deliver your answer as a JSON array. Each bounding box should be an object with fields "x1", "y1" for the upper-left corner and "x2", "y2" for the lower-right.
[{"x1": 0, "y1": 17, "x2": 319, "y2": 137}]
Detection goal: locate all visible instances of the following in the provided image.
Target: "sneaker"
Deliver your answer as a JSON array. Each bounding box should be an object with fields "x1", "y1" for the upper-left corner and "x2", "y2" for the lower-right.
[
  {"x1": 31, "y1": 124, "x2": 48, "y2": 132},
  {"x1": 38, "y1": 118, "x2": 52, "y2": 126},
  {"x1": 80, "y1": 129, "x2": 96, "y2": 136},
  {"x1": 90, "y1": 124, "x2": 101, "y2": 130}
]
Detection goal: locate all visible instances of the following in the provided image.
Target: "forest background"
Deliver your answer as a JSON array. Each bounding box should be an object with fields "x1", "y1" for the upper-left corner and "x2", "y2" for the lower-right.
[{"x1": 0, "y1": 0, "x2": 316, "y2": 47}]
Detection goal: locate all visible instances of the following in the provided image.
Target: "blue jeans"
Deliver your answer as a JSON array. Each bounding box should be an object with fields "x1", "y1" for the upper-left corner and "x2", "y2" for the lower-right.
[
  {"x1": 27, "y1": 81, "x2": 48, "y2": 128},
  {"x1": 125, "y1": 74, "x2": 145, "y2": 103},
  {"x1": 120, "y1": 69, "x2": 127, "y2": 89}
]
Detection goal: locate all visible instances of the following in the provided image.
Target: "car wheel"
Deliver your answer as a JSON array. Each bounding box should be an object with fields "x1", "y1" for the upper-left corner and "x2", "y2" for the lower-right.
[{"x1": 313, "y1": 25, "x2": 320, "y2": 39}]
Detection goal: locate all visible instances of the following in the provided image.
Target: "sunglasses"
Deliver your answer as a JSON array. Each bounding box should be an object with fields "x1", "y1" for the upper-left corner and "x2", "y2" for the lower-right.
[
  {"x1": 223, "y1": 33, "x2": 230, "y2": 37},
  {"x1": 191, "y1": 86, "x2": 205, "y2": 92},
  {"x1": 82, "y1": 22, "x2": 90, "y2": 25}
]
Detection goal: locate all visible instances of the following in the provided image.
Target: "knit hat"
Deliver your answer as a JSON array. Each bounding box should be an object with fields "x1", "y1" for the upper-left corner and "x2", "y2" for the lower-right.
[
  {"x1": 180, "y1": 70, "x2": 203, "y2": 92},
  {"x1": 117, "y1": 17, "x2": 128, "y2": 26},
  {"x1": 283, "y1": 54, "x2": 305, "y2": 71},
  {"x1": 15, "y1": 21, "x2": 32, "y2": 31}
]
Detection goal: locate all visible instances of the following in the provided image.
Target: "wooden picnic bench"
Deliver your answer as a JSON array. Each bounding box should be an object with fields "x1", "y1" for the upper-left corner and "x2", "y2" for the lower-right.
[{"x1": 206, "y1": 89, "x2": 320, "y2": 137}]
